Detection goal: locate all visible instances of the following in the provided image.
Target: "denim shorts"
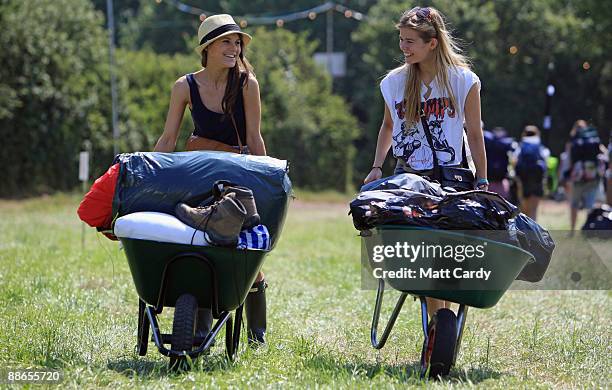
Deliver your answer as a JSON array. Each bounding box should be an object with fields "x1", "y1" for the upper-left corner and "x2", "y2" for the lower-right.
[{"x1": 394, "y1": 159, "x2": 434, "y2": 177}]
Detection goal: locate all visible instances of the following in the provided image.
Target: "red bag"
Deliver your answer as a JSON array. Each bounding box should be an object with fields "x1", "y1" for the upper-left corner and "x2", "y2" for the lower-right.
[{"x1": 77, "y1": 163, "x2": 119, "y2": 233}]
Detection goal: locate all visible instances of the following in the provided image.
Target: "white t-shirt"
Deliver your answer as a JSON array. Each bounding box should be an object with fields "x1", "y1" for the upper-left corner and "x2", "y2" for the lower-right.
[{"x1": 380, "y1": 65, "x2": 481, "y2": 170}]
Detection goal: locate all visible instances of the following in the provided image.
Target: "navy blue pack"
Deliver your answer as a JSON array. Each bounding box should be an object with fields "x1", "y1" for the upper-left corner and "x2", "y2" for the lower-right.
[{"x1": 111, "y1": 151, "x2": 292, "y2": 249}]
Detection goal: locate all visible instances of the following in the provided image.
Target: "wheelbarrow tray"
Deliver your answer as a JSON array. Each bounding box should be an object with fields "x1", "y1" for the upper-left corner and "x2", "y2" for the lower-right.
[
  {"x1": 366, "y1": 226, "x2": 534, "y2": 309},
  {"x1": 121, "y1": 237, "x2": 267, "y2": 311}
]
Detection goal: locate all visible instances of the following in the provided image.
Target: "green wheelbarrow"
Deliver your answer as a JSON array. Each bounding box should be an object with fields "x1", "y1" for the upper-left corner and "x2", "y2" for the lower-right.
[
  {"x1": 121, "y1": 237, "x2": 267, "y2": 368},
  {"x1": 363, "y1": 226, "x2": 534, "y2": 378}
]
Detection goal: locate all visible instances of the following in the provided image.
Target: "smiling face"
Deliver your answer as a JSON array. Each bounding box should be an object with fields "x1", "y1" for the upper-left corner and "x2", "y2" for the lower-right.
[
  {"x1": 399, "y1": 27, "x2": 437, "y2": 65},
  {"x1": 205, "y1": 33, "x2": 242, "y2": 68}
]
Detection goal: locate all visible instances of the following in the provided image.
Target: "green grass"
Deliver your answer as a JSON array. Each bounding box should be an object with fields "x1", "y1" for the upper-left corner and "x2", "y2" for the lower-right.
[
  {"x1": 0, "y1": 194, "x2": 610, "y2": 388},
  {"x1": 291, "y1": 187, "x2": 355, "y2": 203}
]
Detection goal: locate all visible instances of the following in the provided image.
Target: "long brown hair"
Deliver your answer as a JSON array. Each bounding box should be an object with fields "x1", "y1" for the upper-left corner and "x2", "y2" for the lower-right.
[
  {"x1": 396, "y1": 7, "x2": 470, "y2": 124},
  {"x1": 201, "y1": 39, "x2": 254, "y2": 118}
]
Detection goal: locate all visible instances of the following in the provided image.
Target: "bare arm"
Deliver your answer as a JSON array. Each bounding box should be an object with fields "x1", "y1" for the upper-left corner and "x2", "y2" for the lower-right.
[
  {"x1": 600, "y1": 143, "x2": 608, "y2": 155},
  {"x1": 243, "y1": 75, "x2": 266, "y2": 156},
  {"x1": 364, "y1": 103, "x2": 393, "y2": 184},
  {"x1": 464, "y1": 83, "x2": 487, "y2": 184},
  {"x1": 153, "y1": 77, "x2": 189, "y2": 152}
]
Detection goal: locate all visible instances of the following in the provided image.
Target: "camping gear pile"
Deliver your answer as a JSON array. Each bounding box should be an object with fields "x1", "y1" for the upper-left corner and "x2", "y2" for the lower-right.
[
  {"x1": 351, "y1": 173, "x2": 555, "y2": 377},
  {"x1": 78, "y1": 151, "x2": 292, "y2": 368},
  {"x1": 351, "y1": 173, "x2": 555, "y2": 282}
]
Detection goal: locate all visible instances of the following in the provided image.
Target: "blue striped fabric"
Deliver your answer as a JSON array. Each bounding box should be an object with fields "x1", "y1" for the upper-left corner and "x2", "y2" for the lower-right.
[
  {"x1": 233, "y1": 225, "x2": 270, "y2": 251},
  {"x1": 238, "y1": 225, "x2": 270, "y2": 250},
  {"x1": 202, "y1": 224, "x2": 270, "y2": 250}
]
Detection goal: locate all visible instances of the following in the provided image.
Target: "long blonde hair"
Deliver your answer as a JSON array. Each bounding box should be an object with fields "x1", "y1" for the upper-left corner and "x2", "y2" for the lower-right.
[{"x1": 396, "y1": 7, "x2": 470, "y2": 123}]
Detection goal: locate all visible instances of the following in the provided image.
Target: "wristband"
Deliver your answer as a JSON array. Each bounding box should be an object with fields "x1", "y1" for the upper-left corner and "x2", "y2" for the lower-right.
[
  {"x1": 476, "y1": 178, "x2": 489, "y2": 188},
  {"x1": 372, "y1": 166, "x2": 383, "y2": 172}
]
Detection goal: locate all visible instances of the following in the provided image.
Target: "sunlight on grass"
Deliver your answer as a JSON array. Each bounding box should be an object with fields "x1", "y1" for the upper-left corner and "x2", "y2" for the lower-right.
[{"x1": 0, "y1": 194, "x2": 609, "y2": 388}]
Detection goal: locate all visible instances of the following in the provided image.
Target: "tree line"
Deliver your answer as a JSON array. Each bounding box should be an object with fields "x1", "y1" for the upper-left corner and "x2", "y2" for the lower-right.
[{"x1": 0, "y1": 0, "x2": 609, "y2": 196}]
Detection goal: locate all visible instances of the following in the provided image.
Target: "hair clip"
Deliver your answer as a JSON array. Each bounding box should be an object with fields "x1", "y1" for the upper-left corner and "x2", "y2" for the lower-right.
[{"x1": 415, "y1": 7, "x2": 432, "y2": 22}]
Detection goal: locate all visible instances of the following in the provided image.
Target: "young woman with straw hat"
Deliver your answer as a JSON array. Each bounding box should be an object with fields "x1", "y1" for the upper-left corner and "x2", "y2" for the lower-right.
[
  {"x1": 154, "y1": 14, "x2": 268, "y2": 345},
  {"x1": 154, "y1": 14, "x2": 265, "y2": 155}
]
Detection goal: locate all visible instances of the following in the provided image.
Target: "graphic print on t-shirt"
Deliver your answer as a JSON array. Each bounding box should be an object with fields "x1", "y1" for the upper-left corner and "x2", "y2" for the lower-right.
[{"x1": 393, "y1": 97, "x2": 457, "y2": 167}]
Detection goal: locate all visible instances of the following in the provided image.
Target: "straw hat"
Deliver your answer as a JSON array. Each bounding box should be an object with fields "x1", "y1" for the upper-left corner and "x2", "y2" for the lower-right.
[{"x1": 195, "y1": 14, "x2": 252, "y2": 55}]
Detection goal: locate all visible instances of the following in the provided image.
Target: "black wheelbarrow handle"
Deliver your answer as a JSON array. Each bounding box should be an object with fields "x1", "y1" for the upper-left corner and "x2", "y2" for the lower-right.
[
  {"x1": 370, "y1": 277, "x2": 469, "y2": 358},
  {"x1": 370, "y1": 278, "x2": 408, "y2": 349},
  {"x1": 146, "y1": 305, "x2": 232, "y2": 359}
]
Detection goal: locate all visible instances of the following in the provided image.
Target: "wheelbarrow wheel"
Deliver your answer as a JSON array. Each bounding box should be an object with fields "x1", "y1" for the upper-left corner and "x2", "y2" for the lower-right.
[
  {"x1": 169, "y1": 294, "x2": 198, "y2": 371},
  {"x1": 137, "y1": 299, "x2": 149, "y2": 356},
  {"x1": 421, "y1": 308, "x2": 457, "y2": 378}
]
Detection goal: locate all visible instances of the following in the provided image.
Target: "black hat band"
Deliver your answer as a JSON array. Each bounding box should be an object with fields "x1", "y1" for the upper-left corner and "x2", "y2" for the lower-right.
[{"x1": 200, "y1": 24, "x2": 241, "y2": 45}]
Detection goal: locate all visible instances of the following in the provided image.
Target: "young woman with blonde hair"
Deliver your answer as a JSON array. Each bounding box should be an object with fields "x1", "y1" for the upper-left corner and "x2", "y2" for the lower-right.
[{"x1": 364, "y1": 6, "x2": 488, "y2": 318}]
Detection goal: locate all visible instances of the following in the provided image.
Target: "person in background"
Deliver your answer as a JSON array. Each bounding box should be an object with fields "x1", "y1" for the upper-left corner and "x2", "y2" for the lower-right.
[
  {"x1": 546, "y1": 155, "x2": 560, "y2": 198},
  {"x1": 564, "y1": 120, "x2": 607, "y2": 234},
  {"x1": 484, "y1": 126, "x2": 516, "y2": 199},
  {"x1": 557, "y1": 148, "x2": 571, "y2": 201},
  {"x1": 513, "y1": 125, "x2": 550, "y2": 220}
]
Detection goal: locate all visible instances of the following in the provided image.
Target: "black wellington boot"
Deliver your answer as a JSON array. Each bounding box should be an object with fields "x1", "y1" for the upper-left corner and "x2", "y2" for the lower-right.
[{"x1": 245, "y1": 280, "x2": 267, "y2": 345}]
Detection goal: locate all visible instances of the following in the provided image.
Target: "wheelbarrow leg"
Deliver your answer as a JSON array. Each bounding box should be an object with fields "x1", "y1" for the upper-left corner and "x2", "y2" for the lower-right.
[
  {"x1": 146, "y1": 306, "x2": 164, "y2": 353},
  {"x1": 418, "y1": 296, "x2": 429, "y2": 378},
  {"x1": 453, "y1": 304, "x2": 468, "y2": 366},
  {"x1": 224, "y1": 314, "x2": 234, "y2": 360},
  {"x1": 225, "y1": 304, "x2": 243, "y2": 361},
  {"x1": 419, "y1": 296, "x2": 429, "y2": 339},
  {"x1": 234, "y1": 305, "x2": 243, "y2": 357},
  {"x1": 137, "y1": 299, "x2": 150, "y2": 356},
  {"x1": 371, "y1": 278, "x2": 408, "y2": 349}
]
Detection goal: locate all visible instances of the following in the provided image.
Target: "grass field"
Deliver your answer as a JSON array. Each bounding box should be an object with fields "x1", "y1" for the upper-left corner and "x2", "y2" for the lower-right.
[{"x1": 0, "y1": 193, "x2": 610, "y2": 388}]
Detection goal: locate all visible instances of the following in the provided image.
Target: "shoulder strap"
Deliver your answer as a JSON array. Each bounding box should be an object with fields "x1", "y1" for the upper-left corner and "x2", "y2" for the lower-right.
[
  {"x1": 186, "y1": 73, "x2": 203, "y2": 108},
  {"x1": 420, "y1": 110, "x2": 440, "y2": 171},
  {"x1": 230, "y1": 115, "x2": 243, "y2": 148},
  {"x1": 230, "y1": 72, "x2": 249, "y2": 149}
]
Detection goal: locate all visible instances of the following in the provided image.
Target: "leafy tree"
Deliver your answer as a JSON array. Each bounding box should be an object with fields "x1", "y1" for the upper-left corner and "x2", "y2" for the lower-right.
[
  {"x1": 556, "y1": 0, "x2": 611, "y2": 138},
  {"x1": 247, "y1": 27, "x2": 359, "y2": 190},
  {"x1": 0, "y1": 0, "x2": 108, "y2": 196},
  {"x1": 93, "y1": 0, "x2": 379, "y2": 57},
  {"x1": 4, "y1": 0, "x2": 608, "y2": 196},
  {"x1": 113, "y1": 49, "x2": 194, "y2": 152},
  {"x1": 351, "y1": 0, "x2": 610, "y2": 172},
  {"x1": 94, "y1": 0, "x2": 610, "y2": 156}
]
